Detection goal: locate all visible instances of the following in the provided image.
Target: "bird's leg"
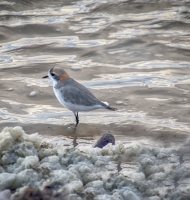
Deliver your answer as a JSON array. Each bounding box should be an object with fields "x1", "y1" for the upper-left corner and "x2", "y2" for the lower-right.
[
  {"x1": 75, "y1": 112, "x2": 79, "y2": 127},
  {"x1": 73, "y1": 112, "x2": 79, "y2": 127}
]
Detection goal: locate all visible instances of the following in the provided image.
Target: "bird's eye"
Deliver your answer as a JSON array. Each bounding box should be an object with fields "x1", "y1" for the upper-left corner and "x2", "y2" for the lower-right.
[{"x1": 51, "y1": 73, "x2": 55, "y2": 76}]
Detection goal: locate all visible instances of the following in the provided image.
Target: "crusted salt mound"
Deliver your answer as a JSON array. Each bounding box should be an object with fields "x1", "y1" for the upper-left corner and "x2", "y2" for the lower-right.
[
  {"x1": 0, "y1": 126, "x2": 190, "y2": 200},
  {"x1": 0, "y1": 126, "x2": 41, "y2": 152},
  {"x1": 0, "y1": 126, "x2": 41, "y2": 190}
]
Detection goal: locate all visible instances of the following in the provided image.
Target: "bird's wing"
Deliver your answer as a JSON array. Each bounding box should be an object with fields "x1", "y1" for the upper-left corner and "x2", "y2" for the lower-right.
[{"x1": 61, "y1": 79, "x2": 102, "y2": 106}]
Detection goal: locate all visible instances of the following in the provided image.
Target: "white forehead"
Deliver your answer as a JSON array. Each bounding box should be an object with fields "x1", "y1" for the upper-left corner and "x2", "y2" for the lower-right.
[{"x1": 48, "y1": 70, "x2": 58, "y2": 86}]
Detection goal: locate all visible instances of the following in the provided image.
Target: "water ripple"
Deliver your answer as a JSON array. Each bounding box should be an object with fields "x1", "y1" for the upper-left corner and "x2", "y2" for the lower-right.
[{"x1": 0, "y1": 0, "x2": 190, "y2": 142}]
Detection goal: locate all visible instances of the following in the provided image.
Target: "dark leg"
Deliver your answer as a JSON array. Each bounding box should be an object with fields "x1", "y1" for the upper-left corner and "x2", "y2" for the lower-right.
[{"x1": 73, "y1": 112, "x2": 79, "y2": 127}]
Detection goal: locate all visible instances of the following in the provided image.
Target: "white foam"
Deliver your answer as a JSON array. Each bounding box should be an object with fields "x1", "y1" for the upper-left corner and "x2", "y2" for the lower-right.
[{"x1": 0, "y1": 126, "x2": 190, "y2": 199}]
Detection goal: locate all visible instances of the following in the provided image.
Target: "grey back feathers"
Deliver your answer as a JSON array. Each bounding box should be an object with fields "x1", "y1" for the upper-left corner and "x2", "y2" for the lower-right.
[{"x1": 56, "y1": 78, "x2": 106, "y2": 107}]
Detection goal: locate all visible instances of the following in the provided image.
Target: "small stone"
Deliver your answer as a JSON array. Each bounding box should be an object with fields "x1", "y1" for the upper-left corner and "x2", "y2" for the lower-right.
[
  {"x1": 149, "y1": 106, "x2": 155, "y2": 109},
  {"x1": 94, "y1": 133, "x2": 115, "y2": 148},
  {"x1": 29, "y1": 91, "x2": 36, "y2": 97},
  {"x1": 113, "y1": 76, "x2": 122, "y2": 79},
  {"x1": 154, "y1": 54, "x2": 163, "y2": 57},
  {"x1": 71, "y1": 66, "x2": 82, "y2": 71},
  {"x1": 116, "y1": 101, "x2": 123, "y2": 105},
  {"x1": 7, "y1": 88, "x2": 13, "y2": 91}
]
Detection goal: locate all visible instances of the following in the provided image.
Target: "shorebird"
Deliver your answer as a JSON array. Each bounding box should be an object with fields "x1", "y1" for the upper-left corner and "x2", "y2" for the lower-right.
[{"x1": 43, "y1": 67, "x2": 117, "y2": 126}]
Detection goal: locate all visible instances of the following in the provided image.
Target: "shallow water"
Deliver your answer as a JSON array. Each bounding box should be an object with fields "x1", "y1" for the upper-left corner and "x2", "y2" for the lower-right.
[
  {"x1": 0, "y1": 0, "x2": 190, "y2": 199},
  {"x1": 1, "y1": 0, "x2": 190, "y2": 143}
]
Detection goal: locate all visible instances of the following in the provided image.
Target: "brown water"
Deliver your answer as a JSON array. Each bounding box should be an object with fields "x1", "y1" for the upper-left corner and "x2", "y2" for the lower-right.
[{"x1": 1, "y1": 0, "x2": 190, "y2": 145}]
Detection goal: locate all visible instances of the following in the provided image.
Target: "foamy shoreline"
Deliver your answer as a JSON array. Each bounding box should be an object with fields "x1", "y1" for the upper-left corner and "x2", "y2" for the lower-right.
[{"x1": 0, "y1": 126, "x2": 189, "y2": 200}]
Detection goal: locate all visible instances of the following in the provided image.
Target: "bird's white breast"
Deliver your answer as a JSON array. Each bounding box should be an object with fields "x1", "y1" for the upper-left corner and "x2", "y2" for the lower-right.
[{"x1": 53, "y1": 87, "x2": 67, "y2": 108}]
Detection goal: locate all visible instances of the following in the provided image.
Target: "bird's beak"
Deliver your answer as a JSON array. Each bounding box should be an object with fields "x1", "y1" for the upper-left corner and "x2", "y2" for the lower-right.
[{"x1": 42, "y1": 75, "x2": 49, "y2": 78}]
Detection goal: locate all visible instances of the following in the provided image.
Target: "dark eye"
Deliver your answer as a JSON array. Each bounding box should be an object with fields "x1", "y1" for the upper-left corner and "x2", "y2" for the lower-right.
[{"x1": 51, "y1": 73, "x2": 55, "y2": 76}]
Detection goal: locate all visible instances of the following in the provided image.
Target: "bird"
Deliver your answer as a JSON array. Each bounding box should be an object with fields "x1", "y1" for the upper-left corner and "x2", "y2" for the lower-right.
[{"x1": 42, "y1": 67, "x2": 117, "y2": 127}]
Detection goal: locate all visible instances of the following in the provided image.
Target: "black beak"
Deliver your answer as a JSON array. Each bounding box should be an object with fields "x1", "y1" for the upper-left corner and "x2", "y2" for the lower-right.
[{"x1": 42, "y1": 75, "x2": 48, "y2": 78}]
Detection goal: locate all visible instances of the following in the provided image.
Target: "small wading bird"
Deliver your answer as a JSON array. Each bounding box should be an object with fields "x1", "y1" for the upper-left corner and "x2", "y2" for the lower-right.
[{"x1": 43, "y1": 67, "x2": 117, "y2": 127}]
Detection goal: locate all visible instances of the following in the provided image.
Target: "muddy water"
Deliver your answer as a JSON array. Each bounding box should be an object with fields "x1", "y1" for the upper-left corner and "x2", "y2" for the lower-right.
[{"x1": 1, "y1": 0, "x2": 190, "y2": 146}]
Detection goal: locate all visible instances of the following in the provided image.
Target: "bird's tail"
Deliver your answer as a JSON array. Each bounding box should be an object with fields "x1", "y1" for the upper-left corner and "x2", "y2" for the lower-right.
[
  {"x1": 106, "y1": 106, "x2": 117, "y2": 111},
  {"x1": 101, "y1": 101, "x2": 117, "y2": 111}
]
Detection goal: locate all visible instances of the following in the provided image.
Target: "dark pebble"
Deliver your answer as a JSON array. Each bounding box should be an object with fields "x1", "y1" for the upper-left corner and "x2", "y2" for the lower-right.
[{"x1": 94, "y1": 133, "x2": 115, "y2": 148}]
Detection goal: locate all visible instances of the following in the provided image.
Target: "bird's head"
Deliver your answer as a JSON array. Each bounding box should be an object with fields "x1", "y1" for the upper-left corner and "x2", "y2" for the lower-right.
[{"x1": 42, "y1": 67, "x2": 69, "y2": 86}]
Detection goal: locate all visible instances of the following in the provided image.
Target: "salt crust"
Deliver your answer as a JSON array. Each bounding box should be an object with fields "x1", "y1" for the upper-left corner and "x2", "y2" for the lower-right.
[
  {"x1": 0, "y1": 126, "x2": 190, "y2": 200},
  {"x1": 0, "y1": 190, "x2": 11, "y2": 200}
]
